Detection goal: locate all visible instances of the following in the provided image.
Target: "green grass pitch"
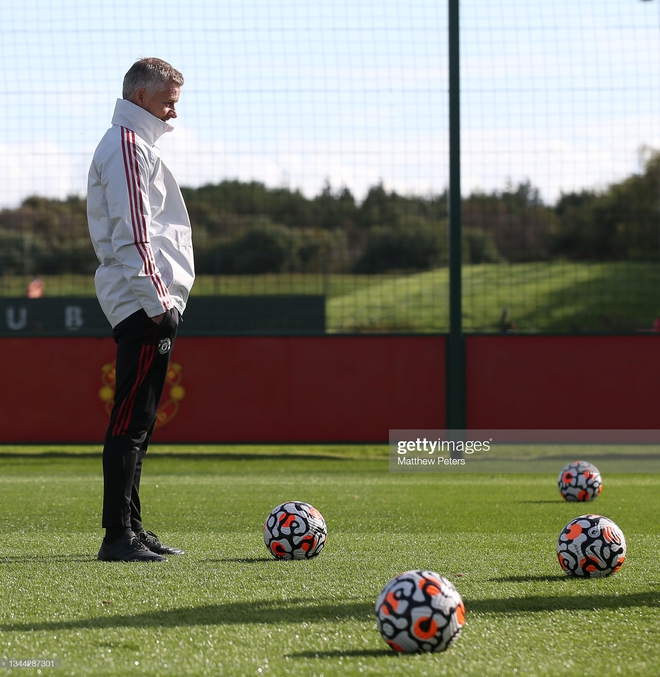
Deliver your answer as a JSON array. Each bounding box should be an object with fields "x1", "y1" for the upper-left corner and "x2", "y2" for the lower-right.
[{"x1": 1, "y1": 446, "x2": 659, "y2": 676}]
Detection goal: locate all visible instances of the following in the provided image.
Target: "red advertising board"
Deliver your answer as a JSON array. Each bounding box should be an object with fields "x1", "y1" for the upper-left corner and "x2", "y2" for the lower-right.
[
  {"x1": 1, "y1": 336, "x2": 446, "y2": 443},
  {"x1": 466, "y1": 335, "x2": 660, "y2": 429},
  {"x1": 6, "y1": 334, "x2": 658, "y2": 443}
]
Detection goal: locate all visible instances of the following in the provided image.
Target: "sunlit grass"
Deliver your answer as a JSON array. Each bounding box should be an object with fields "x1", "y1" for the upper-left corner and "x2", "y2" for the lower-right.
[{"x1": 1, "y1": 447, "x2": 659, "y2": 676}]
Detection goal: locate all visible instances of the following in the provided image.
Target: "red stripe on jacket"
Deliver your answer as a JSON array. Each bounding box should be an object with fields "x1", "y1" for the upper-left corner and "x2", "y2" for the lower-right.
[{"x1": 120, "y1": 127, "x2": 172, "y2": 308}]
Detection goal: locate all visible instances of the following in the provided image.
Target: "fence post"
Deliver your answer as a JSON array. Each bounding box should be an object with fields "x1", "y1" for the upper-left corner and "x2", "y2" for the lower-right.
[{"x1": 447, "y1": 0, "x2": 466, "y2": 435}]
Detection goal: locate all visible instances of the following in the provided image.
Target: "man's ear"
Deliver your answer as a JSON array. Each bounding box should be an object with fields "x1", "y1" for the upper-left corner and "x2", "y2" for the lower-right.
[{"x1": 132, "y1": 88, "x2": 147, "y2": 107}]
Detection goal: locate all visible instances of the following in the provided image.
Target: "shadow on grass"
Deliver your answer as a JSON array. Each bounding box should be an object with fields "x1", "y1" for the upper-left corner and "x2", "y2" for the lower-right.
[
  {"x1": 510, "y1": 261, "x2": 660, "y2": 332},
  {"x1": 4, "y1": 590, "x2": 659, "y2": 634},
  {"x1": 203, "y1": 557, "x2": 274, "y2": 564},
  {"x1": 466, "y1": 590, "x2": 660, "y2": 614},
  {"x1": 288, "y1": 649, "x2": 392, "y2": 659},
  {"x1": 0, "y1": 598, "x2": 374, "y2": 633},
  {"x1": 471, "y1": 453, "x2": 660, "y2": 463},
  {"x1": 0, "y1": 554, "x2": 96, "y2": 564},
  {"x1": 0, "y1": 452, "x2": 381, "y2": 462},
  {"x1": 517, "y1": 500, "x2": 561, "y2": 504},
  {"x1": 488, "y1": 574, "x2": 570, "y2": 583},
  {"x1": 0, "y1": 452, "x2": 103, "y2": 459}
]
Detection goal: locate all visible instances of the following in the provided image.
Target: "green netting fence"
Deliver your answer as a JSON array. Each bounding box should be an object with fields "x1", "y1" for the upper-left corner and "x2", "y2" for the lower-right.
[{"x1": 1, "y1": 0, "x2": 658, "y2": 333}]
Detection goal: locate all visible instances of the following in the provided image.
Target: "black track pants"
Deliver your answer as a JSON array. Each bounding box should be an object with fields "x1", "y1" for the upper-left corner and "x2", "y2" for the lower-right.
[{"x1": 101, "y1": 308, "x2": 179, "y2": 530}]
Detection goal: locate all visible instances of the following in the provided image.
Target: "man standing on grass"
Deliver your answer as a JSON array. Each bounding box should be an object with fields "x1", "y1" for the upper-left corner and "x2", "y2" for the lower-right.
[{"x1": 87, "y1": 58, "x2": 195, "y2": 562}]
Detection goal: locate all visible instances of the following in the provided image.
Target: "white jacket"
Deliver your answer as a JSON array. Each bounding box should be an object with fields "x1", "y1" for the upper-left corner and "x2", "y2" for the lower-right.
[{"x1": 87, "y1": 98, "x2": 195, "y2": 328}]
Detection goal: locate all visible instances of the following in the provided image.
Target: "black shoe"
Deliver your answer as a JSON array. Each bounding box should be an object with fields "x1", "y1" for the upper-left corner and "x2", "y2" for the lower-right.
[
  {"x1": 135, "y1": 530, "x2": 185, "y2": 556},
  {"x1": 98, "y1": 532, "x2": 167, "y2": 562}
]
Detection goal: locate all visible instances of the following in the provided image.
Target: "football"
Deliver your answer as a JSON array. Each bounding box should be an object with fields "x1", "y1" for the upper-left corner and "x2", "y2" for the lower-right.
[
  {"x1": 557, "y1": 514, "x2": 626, "y2": 577},
  {"x1": 558, "y1": 460, "x2": 602, "y2": 501},
  {"x1": 263, "y1": 501, "x2": 327, "y2": 560},
  {"x1": 375, "y1": 570, "x2": 465, "y2": 653}
]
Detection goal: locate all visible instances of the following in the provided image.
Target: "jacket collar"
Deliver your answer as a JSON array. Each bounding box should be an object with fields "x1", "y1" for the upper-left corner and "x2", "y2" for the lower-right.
[{"x1": 111, "y1": 98, "x2": 173, "y2": 146}]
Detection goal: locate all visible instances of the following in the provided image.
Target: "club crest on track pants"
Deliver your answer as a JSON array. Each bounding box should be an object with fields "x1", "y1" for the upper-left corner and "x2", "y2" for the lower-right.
[{"x1": 101, "y1": 307, "x2": 179, "y2": 530}]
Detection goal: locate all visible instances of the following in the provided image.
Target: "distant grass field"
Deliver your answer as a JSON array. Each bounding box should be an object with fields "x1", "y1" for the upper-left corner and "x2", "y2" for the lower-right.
[
  {"x1": 0, "y1": 273, "x2": 385, "y2": 299},
  {"x1": 1, "y1": 445, "x2": 659, "y2": 676},
  {"x1": 3, "y1": 261, "x2": 659, "y2": 332},
  {"x1": 327, "y1": 262, "x2": 660, "y2": 333}
]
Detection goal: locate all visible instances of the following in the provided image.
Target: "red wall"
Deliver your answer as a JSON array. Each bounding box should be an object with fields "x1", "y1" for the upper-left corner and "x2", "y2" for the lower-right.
[
  {"x1": 466, "y1": 335, "x2": 660, "y2": 429},
  {"x1": 4, "y1": 334, "x2": 659, "y2": 444},
  {"x1": 1, "y1": 336, "x2": 445, "y2": 443}
]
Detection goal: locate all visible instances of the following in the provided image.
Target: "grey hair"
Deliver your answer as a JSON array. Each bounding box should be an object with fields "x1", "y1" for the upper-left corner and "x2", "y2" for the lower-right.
[{"x1": 122, "y1": 57, "x2": 184, "y2": 100}]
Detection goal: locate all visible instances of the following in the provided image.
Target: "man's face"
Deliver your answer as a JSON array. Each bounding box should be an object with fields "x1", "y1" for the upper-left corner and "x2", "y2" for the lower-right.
[{"x1": 134, "y1": 84, "x2": 181, "y2": 122}]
